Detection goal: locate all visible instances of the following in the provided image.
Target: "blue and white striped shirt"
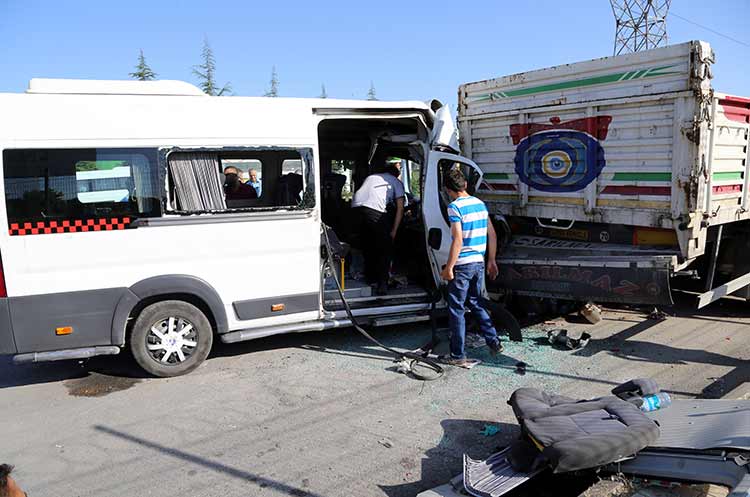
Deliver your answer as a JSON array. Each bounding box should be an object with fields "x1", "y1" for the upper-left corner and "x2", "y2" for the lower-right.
[{"x1": 447, "y1": 195, "x2": 489, "y2": 266}]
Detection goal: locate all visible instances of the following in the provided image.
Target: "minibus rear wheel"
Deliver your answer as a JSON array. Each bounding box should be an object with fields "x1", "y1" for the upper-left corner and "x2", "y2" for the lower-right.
[{"x1": 130, "y1": 300, "x2": 214, "y2": 377}]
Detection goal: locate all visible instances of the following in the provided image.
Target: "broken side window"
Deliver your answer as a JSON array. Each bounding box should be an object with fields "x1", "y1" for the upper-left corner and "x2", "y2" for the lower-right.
[{"x1": 166, "y1": 148, "x2": 314, "y2": 214}]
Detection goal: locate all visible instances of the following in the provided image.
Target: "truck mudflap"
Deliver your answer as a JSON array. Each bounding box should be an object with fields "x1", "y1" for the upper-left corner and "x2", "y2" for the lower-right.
[{"x1": 489, "y1": 236, "x2": 675, "y2": 306}]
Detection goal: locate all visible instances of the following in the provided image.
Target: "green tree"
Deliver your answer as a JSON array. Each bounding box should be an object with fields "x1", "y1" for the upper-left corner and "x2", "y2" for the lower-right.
[
  {"x1": 319, "y1": 84, "x2": 328, "y2": 99},
  {"x1": 264, "y1": 66, "x2": 279, "y2": 97},
  {"x1": 192, "y1": 38, "x2": 232, "y2": 96},
  {"x1": 129, "y1": 49, "x2": 157, "y2": 81},
  {"x1": 367, "y1": 81, "x2": 377, "y2": 101}
]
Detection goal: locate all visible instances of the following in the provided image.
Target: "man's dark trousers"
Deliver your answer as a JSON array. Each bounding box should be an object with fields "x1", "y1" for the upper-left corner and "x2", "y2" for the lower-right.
[{"x1": 356, "y1": 206, "x2": 393, "y2": 289}]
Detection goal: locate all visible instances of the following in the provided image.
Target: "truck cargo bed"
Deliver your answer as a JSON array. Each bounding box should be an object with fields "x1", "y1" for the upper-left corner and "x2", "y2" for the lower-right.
[{"x1": 460, "y1": 41, "x2": 750, "y2": 264}]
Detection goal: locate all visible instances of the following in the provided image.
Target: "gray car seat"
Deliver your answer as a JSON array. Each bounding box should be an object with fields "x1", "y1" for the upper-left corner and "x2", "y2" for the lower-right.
[{"x1": 507, "y1": 388, "x2": 660, "y2": 473}]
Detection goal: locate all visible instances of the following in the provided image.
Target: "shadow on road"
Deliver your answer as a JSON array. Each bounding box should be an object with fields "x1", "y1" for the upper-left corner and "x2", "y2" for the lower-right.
[
  {"x1": 94, "y1": 424, "x2": 322, "y2": 497},
  {"x1": 378, "y1": 418, "x2": 519, "y2": 497}
]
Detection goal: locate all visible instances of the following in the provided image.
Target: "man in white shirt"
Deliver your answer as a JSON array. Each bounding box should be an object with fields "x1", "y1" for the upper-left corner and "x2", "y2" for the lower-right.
[{"x1": 351, "y1": 159, "x2": 405, "y2": 295}]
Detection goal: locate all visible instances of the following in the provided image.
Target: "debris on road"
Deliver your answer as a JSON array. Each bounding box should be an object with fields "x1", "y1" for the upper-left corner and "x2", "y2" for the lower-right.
[
  {"x1": 583, "y1": 479, "x2": 730, "y2": 497},
  {"x1": 648, "y1": 308, "x2": 668, "y2": 321},
  {"x1": 479, "y1": 424, "x2": 500, "y2": 437},
  {"x1": 581, "y1": 302, "x2": 603, "y2": 324},
  {"x1": 547, "y1": 329, "x2": 592, "y2": 350},
  {"x1": 378, "y1": 438, "x2": 394, "y2": 449},
  {"x1": 515, "y1": 362, "x2": 527, "y2": 376},
  {"x1": 465, "y1": 333, "x2": 485, "y2": 349}
]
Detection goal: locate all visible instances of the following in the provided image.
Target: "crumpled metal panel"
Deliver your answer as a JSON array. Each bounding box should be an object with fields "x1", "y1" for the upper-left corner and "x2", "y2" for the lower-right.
[{"x1": 489, "y1": 237, "x2": 675, "y2": 305}]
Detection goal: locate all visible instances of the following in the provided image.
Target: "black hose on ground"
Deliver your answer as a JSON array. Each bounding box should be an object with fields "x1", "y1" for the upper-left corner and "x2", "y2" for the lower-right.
[{"x1": 322, "y1": 226, "x2": 444, "y2": 381}]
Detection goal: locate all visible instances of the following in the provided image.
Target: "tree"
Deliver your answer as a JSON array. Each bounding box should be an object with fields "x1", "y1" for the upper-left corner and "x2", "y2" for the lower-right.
[
  {"x1": 319, "y1": 84, "x2": 328, "y2": 99},
  {"x1": 367, "y1": 81, "x2": 377, "y2": 101},
  {"x1": 129, "y1": 49, "x2": 157, "y2": 81},
  {"x1": 264, "y1": 66, "x2": 279, "y2": 97},
  {"x1": 192, "y1": 38, "x2": 231, "y2": 96}
]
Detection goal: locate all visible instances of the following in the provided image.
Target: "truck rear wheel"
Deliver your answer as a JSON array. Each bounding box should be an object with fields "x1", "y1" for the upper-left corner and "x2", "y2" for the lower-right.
[{"x1": 130, "y1": 300, "x2": 213, "y2": 377}]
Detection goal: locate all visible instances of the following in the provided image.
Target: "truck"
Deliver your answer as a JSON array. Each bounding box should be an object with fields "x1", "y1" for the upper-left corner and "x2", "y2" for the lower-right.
[{"x1": 459, "y1": 40, "x2": 750, "y2": 308}]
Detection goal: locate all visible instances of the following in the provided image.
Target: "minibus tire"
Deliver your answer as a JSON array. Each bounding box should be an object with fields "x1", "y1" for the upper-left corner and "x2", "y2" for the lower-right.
[{"x1": 130, "y1": 300, "x2": 213, "y2": 377}]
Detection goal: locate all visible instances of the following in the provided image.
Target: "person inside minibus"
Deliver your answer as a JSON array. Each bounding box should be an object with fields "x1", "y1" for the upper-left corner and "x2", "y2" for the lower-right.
[
  {"x1": 351, "y1": 158, "x2": 405, "y2": 295},
  {"x1": 248, "y1": 169, "x2": 262, "y2": 197},
  {"x1": 223, "y1": 166, "x2": 257, "y2": 201}
]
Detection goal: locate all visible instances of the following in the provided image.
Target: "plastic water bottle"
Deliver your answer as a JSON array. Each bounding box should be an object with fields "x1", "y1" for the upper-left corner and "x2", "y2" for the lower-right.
[{"x1": 640, "y1": 392, "x2": 671, "y2": 412}]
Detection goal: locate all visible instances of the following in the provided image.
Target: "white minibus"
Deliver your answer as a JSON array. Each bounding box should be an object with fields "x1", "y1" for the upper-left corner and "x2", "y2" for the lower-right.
[{"x1": 0, "y1": 79, "x2": 488, "y2": 376}]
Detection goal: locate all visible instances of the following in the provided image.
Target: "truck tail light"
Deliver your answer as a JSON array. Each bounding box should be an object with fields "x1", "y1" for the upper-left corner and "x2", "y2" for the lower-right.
[{"x1": 0, "y1": 253, "x2": 7, "y2": 298}]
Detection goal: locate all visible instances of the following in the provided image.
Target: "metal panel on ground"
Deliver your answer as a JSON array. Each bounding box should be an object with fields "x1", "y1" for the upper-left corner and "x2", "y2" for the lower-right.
[
  {"x1": 647, "y1": 399, "x2": 750, "y2": 451},
  {"x1": 463, "y1": 448, "x2": 545, "y2": 497}
]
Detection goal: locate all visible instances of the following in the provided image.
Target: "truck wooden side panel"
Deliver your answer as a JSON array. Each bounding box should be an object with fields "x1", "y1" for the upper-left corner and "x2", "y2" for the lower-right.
[{"x1": 459, "y1": 41, "x2": 750, "y2": 264}]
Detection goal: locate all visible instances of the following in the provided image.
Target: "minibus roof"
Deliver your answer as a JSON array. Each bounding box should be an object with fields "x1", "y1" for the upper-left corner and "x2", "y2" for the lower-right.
[{"x1": 0, "y1": 79, "x2": 435, "y2": 145}]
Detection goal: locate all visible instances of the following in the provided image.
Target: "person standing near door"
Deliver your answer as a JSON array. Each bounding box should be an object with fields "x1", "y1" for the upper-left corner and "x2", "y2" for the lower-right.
[
  {"x1": 439, "y1": 167, "x2": 502, "y2": 366},
  {"x1": 352, "y1": 159, "x2": 405, "y2": 295}
]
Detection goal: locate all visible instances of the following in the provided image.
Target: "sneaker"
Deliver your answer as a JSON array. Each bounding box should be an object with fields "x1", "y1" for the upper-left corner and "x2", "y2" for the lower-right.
[
  {"x1": 489, "y1": 341, "x2": 504, "y2": 357},
  {"x1": 440, "y1": 356, "x2": 473, "y2": 367}
]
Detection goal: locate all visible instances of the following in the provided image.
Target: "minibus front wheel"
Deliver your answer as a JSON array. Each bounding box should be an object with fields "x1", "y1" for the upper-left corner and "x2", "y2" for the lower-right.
[{"x1": 130, "y1": 300, "x2": 214, "y2": 377}]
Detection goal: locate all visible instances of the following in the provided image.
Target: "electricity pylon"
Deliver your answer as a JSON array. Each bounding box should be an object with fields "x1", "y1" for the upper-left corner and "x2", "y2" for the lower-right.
[{"x1": 610, "y1": 0, "x2": 671, "y2": 55}]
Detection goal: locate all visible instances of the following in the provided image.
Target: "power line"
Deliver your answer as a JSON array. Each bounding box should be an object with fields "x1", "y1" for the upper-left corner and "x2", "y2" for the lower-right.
[{"x1": 670, "y1": 11, "x2": 750, "y2": 48}]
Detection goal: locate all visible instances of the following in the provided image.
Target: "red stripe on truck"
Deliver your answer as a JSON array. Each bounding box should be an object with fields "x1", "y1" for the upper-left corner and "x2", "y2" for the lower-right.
[
  {"x1": 713, "y1": 184, "x2": 742, "y2": 195},
  {"x1": 720, "y1": 95, "x2": 750, "y2": 124},
  {"x1": 601, "y1": 185, "x2": 671, "y2": 196},
  {"x1": 509, "y1": 116, "x2": 613, "y2": 145}
]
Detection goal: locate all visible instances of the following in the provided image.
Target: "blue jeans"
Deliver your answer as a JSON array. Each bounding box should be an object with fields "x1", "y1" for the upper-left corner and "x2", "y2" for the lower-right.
[{"x1": 447, "y1": 262, "x2": 500, "y2": 359}]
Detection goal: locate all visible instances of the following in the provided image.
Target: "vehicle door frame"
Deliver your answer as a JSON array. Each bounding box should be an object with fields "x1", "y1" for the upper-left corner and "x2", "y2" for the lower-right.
[
  {"x1": 421, "y1": 150, "x2": 484, "y2": 288},
  {"x1": 313, "y1": 110, "x2": 439, "y2": 319}
]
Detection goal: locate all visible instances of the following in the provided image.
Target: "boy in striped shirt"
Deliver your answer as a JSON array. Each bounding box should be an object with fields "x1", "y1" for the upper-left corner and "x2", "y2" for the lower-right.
[{"x1": 440, "y1": 167, "x2": 502, "y2": 366}]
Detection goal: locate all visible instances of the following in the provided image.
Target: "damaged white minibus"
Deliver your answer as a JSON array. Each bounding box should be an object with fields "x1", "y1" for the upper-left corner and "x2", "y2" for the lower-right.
[{"x1": 0, "y1": 78, "x2": 489, "y2": 376}]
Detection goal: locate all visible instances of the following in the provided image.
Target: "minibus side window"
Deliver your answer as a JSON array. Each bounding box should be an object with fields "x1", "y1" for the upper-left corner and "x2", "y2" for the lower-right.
[
  {"x1": 3, "y1": 148, "x2": 161, "y2": 227},
  {"x1": 167, "y1": 149, "x2": 313, "y2": 212}
]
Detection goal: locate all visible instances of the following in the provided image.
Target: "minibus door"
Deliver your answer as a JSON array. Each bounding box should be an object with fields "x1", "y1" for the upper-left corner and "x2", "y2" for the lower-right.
[{"x1": 421, "y1": 151, "x2": 483, "y2": 285}]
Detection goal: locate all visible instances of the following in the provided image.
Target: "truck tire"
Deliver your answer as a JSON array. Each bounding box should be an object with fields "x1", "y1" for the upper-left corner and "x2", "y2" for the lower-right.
[
  {"x1": 482, "y1": 298, "x2": 523, "y2": 342},
  {"x1": 130, "y1": 300, "x2": 213, "y2": 377}
]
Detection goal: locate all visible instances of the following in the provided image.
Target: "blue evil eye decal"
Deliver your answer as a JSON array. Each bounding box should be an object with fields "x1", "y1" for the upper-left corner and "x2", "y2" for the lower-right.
[{"x1": 514, "y1": 130, "x2": 606, "y2": 193}]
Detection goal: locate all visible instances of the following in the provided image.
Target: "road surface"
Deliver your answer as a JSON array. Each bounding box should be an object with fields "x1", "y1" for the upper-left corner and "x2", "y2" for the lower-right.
[{"x1": 1, "y1": 294, "x2": 748, "y2": 496}]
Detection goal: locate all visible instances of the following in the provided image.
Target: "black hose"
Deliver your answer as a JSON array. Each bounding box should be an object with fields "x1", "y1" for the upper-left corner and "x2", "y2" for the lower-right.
[{"x1": 322, "y1": 227, "x2": 444, "y2": 381}]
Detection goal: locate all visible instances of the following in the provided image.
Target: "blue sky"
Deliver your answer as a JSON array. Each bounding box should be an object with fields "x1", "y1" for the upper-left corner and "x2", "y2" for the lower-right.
[{"x1": 1, "y1": 0, "x2": 747, "y2": 105}]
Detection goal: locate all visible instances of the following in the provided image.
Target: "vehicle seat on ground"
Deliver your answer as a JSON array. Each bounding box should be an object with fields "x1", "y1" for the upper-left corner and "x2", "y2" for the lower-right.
[{"x1": 507, "y1": 387, "x2": 660, "y2": 473}]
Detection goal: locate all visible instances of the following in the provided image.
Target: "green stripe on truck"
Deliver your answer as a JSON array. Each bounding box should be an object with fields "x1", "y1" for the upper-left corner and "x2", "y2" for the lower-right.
[
  {"x1": 612, "y1": 172, "x2": 672, "y2": 181},
  {"x1": 473, "y1": 64, "x2": 680, "y2": 101},
  {"x1": 484, "y1": 173, "x2": 510, "y2": 180},
  {"x1": 713, "y1": 172, "x2": 743, "y2": 181}
]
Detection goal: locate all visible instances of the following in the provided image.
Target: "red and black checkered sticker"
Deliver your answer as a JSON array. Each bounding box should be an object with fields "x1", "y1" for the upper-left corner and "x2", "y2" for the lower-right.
[{"x1": 9, "y1": 217, "x2": 133, "y2": 236}]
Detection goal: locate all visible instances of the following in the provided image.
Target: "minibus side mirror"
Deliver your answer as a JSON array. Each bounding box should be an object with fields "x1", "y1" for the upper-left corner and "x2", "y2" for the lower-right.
[{"x1": 428, "y1": 228, "x2": 442, "y2": 250}]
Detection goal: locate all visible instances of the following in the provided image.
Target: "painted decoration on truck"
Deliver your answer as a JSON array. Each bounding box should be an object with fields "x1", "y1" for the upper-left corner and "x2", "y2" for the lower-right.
[{"x1": 511, "y1": 116, "x2": 612, "y2": 193}]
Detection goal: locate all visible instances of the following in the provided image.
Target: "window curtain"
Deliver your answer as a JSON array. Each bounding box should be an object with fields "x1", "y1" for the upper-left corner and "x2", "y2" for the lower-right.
[{"x1": 168, "y1": 152, "x2": 227, "y2": 211}]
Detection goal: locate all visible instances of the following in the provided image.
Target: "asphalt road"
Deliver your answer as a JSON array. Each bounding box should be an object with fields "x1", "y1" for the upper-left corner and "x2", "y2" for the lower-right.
[{"x1": 1, "y1": 293, "x2": 748, "y2": 497}]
